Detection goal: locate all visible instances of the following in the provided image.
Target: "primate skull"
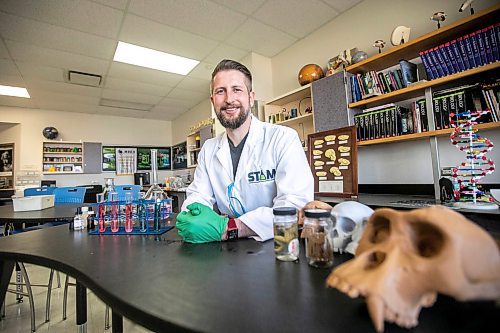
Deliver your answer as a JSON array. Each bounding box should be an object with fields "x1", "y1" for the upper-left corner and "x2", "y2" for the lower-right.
[
  {"x1": 331, "y1": 201, "x2": 374, "y2": 254},
  {"x1": 327, "y1": 206, "x2": 500, "y2": 332}
]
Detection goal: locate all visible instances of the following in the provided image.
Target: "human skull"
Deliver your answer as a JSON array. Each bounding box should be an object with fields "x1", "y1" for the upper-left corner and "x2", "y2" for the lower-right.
[
  {"x1": 326, "y1": 206, "x2": 500, "y2": 332},
  {"x1": 330, "y1": 201, "x2": 374, "y2": 254}
]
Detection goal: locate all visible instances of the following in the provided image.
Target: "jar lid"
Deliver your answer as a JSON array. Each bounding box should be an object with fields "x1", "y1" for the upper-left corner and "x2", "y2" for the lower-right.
[
  {"x1": 304, "y1": 208, "x2": 331, "y2": 218},
  {"x1": 273, "y1": 206, "x2": 297, "y2": 216}
]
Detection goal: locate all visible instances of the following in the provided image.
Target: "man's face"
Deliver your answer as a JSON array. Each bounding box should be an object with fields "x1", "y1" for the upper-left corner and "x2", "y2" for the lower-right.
[{"x1": 211, "y1": 69, "x2": 254, "y2": 130}]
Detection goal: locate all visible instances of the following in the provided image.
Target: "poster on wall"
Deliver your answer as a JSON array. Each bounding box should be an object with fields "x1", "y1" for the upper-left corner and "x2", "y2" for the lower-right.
[
  {"x1": 172, "y1": 142, "x2": 187, "y2": 170},
  {"x1": 0, "y1": 146, "x2": 14, "y2": 176},
  {"x1": 137, "y1": 147, "x2": 171, "y2": 170},
  {"x1": 102, "y1": 146, "x2": 116, "y2": 171},
  {"x1": 116, "y1": 147, "x2": 137, "y2": 175}
]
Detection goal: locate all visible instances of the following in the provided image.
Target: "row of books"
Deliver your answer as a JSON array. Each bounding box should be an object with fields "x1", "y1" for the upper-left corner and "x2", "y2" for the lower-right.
[
  {"x1": 353, "y1": 103, "x2": 427, "y2": 141},
  {"x1": 350, "y1": 69, "x2": 404, "y2": 103},
  {"x1": 354, "y1": 82, "x2": 499, "y2": 142},
  {"x1": 419, "y1": 23, "x2": 499, "y2": 80},
  {"x1": 432, "y1": 83, "x2": 498, "y2": 129}
]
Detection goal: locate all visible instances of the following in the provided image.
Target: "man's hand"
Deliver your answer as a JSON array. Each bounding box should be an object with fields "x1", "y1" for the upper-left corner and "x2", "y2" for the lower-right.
[{"x1": 176, "y1": 202, "x2": 229, "y2": 243}]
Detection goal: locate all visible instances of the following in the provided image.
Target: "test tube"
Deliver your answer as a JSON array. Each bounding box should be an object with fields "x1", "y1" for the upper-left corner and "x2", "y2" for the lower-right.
[
  {"x1": 97, "y1": 193, "x2": 106, "y2": 233},
  {"x1": 110, "y1": 192, "x2": 119, "y2": 233},
  {"x1": 124, "y1": 192, "x2": 133, "y2": 233},
  {"x1": 138, "y1": 193, "x2": 147, "y2": 232}
]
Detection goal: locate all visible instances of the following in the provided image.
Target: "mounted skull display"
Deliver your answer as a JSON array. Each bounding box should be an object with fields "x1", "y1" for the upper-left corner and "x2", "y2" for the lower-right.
[{"x1": 326, "y1": 206, "x2": 500, "y2": 332}]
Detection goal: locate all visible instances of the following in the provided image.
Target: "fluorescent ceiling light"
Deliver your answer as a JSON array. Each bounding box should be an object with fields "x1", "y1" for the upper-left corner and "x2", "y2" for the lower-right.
[
  {"x1": 0, "y1": 85, "x2": 30, "y2": 98},
  {"x1": 113, "y1": 41, "x2": 199, "y2": 75}
]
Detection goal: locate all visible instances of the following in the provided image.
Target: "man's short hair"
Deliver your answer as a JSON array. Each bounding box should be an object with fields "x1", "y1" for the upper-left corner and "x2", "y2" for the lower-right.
[{"x1": 211, "y1": 59, "x2": 252, "y2": 93}]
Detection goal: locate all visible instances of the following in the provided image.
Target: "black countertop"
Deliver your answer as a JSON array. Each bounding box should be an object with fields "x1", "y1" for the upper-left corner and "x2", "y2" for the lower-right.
[{"x1": 0, "y1": 223, "x2": 498, "y2": 332}]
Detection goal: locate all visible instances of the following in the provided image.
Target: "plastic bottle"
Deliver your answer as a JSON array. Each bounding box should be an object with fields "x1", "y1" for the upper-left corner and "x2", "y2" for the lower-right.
[
  {"x1": 87, "y1": 207, "x2": 95, "y2": 230},
  {"x1": 303, "y1": 209, "x2": 334, "y2": 268},
  {"x1": 80, "y1": 206, "x2": 88, "y2": 230}
]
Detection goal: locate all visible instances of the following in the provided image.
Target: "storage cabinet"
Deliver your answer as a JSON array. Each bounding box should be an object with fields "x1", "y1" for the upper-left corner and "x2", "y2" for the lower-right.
[
  {"x1": 42, "y1": 141, "x2": 102, "y2": 174},
  {"x1": 43, "y1": 142, "x2": 83, "y2": 174}
]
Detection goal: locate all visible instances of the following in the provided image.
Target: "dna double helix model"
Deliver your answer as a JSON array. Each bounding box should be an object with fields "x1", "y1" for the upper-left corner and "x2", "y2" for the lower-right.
[{"x1": 449, "y1": 109, "x2": 495, "y2": 203}]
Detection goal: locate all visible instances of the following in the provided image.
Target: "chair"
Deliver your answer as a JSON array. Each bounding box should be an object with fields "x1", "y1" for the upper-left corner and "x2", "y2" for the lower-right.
[
  {"x1": 115, "y1": 185, "x2": 141, "y2": 201},
  {"x1": 53, "y1": 187, "x2": 86, "y2": 204},
  {"x1": 24, "y1": 187, "x2": 57, "y2": 196}
]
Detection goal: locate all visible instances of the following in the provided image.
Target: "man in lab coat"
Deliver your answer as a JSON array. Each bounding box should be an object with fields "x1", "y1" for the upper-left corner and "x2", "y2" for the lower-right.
[{"x1": 176, "y1": 59, "x2": 313, "y2": 243}]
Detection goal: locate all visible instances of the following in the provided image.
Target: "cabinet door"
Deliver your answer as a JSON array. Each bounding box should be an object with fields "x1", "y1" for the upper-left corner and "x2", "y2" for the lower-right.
[
  {"x1": 83, "y1": 142, "x2": 102, "y2": 174},
  {"x1": 312, "y1": 71, "x2": 350, "y2": 132},
  {"x1": 199, "y1": 125, "x2": 213, "y2": 146}
]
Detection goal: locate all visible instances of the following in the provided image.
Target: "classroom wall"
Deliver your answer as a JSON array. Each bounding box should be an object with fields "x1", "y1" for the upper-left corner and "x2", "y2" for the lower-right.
[{"x1": 0, "y1": 106, "x2": 175, "y2": 187}]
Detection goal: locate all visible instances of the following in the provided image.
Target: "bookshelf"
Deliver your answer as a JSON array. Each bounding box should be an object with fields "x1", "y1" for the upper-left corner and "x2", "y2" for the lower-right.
[
  {"x1": 344, "y1": 3, "x2": 499, "y2": 201},
  {"x1": 42, "y1": 141, "x2": 83, "y2": 174}
]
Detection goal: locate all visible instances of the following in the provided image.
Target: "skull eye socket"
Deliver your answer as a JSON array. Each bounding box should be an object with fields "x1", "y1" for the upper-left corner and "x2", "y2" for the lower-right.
[
  {"x1": 369, "y1": 216, "x2": 390, "y2": 244},
  {"x1": 409, "y1": 222, "x2": 444, "y2": 258},
  {"x1": 365, "y1": 251, "x2": 386, "y2": 269}
]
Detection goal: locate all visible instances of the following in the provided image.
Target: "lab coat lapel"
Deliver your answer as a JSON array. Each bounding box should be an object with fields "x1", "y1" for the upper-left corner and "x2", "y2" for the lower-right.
[
  {"x1": 234, "y1": 117, "x2": 265, "y2": 182},
  {"x1": 215, "y1": 132, "x2": 233, "y2": 181}
]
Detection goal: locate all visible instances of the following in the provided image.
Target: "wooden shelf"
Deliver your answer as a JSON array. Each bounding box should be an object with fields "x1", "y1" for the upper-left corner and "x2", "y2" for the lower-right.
[
  {"x1": 43, "y1": 152, "x2": 81, "y2": 155},
  {"x1": 347, "y1": 4, "x2": 500, "y2": 74},
  {"x1": 349, "y1": 62, "x2": 500, "y2": 108},
  {"x1": 275, "y1": 113, "x2": 313, "y2": 126},
  {"x1": 266, "y1": 83, "x2": 311, "y2": 105},
  {"x1": 358, "y1": 122, "x2": 500, "y2": 146}
]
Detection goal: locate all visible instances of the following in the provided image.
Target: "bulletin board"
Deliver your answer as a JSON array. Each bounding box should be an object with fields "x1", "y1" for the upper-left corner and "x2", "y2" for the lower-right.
[{"x1": 308, "y1": 126, "x2": 358, "y2": 198}]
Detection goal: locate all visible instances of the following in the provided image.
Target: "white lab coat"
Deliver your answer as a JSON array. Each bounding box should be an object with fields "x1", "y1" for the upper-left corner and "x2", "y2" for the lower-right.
[{"x1": 182, "y1": 115, "x2": 314, "y2": 241}]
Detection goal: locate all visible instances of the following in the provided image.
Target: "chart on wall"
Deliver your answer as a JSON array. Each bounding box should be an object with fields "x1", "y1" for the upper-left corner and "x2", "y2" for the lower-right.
[
  {"x1": 137, "y1": 147, "x2": 171, "y2": 170},
  {"x1": 172, "y1": 142, "x2": 187, "y2": 170},
  {"x1": 116, "y1": 147, "x2": 137, "y2": 175},
  {"x1": 102, "y1": 146, "x2": 116, "y2": 171}
]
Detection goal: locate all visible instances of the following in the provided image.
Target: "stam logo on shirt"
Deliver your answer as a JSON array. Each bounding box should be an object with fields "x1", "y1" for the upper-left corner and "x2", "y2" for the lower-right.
[{"x1": 248, "y1": 169, "x2": 276, "y2": 183}]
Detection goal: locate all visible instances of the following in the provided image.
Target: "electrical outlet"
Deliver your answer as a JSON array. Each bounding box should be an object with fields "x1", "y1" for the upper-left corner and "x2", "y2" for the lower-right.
[{"x1": 441, "y1": 167, "x2": 453, "y2": 177}]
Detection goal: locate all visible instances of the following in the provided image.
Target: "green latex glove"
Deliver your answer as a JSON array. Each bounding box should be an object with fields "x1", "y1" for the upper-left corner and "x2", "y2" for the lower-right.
[{"x1": 176, "y1": 202, "x2": 228, "y2": 243}]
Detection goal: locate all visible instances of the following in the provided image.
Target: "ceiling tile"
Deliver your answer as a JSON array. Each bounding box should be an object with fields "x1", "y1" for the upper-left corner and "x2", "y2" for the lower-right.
[
  {"x1": 15, "y1": 62, "x2": 65, "y2": 82},
  {"x1": 166, "y1": 87, "x2": 207, "y2": 102},
  {"x1": 226, "y1": 18, "x2": 297, "y2": 58},
  {"x1": 6, "y1": 40, "x2": 110, "y2": 75},
  {"x1": 128, "y1": 0, "x2": 246, "y2": 41},
  {"x1": 36, "y1": 101, "x2": 97, "y2": 114},
  {"x1": 96, "y1": 105, "x2": 150, "y2": 118},
  {"x1": 203, "y1": 44, "x2": 249, "y2": 64},
  {"x1": 176, "y1": 77, "x2": 210, "y2": 94},
  {"x1": 210, "y1": 0, "x2": 266, "y2": 15},
  {"x1": 0, "y1": 74, "x2": 25, "y2": 87},
  {"x1": 0, "y1": 0, "x2": 124, "y2": 39},
  {"x1": 0, "y1": 42, "x2": 10, "y2": 59},
  {"x1": 188, "y1": 62, "x2": 217, "y2": 80},
  {"x1": 104, "y1": 77, "x2": 171, "y2": 96},
  {"x1": 0, "y1": 95, "x2": 36, "y2": 108},
  {"x1": 102, "y1": 89, "x2": 163, "y2": 105},
  {"x1": 322, "y1": 0, "x2": 363, "y2": 12},
  {"x1": 0, "y1": 12, "x2": 116, "y2": 60},
  {"x1": 91, "y1": 0, "x2": 129, "y2": 10},
  {"x1": 254, "y1": 0, "x2": 338, "y2": 39},
  {"x1": 120, "y1": 14, "x2": 217, "y2": 61},
  {"x1": 108, "y1": 61, "x2": 183, "y2": 87},
  {"x1": 24, "y1": 79, "x2": 101, "y2": 97},
  {"x1": 158, "y1": 97, "x2": 201, "y2": 110},
  {"x1": 28, "y1": 89, "x2": 99, "y2": 105},
  {"x1": 0, "y1": 58, "x2": 20, "y2": 76}
]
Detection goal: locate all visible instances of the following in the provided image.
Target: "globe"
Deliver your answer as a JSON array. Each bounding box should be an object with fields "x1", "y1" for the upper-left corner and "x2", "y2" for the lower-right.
[
  {"x1": 351, "y1": 51, "x2": 368, "y2": 64},
  {"x1": 43, "y1": 127, "x2": 59, "y2": 140},
  {"x1": 298, "y1": 64, "x2": 324, "y2": 86}
]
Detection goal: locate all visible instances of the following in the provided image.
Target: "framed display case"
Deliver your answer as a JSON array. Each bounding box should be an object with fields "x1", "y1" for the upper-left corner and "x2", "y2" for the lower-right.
[
  {"x1": 42, "y1": 141, "x2": 83, "y2": 174},
  {"x1": 308, "y1": 126, "x2": 358, "y2": 198},
  {"x1": 102, "y1": 146, "x2": 116, "y2": 172},
  {"x1": 172, "y1": 142, "x2": 187, "y2": 170},
  {"x1": 137, "y1": 147, "x2": 171, "y2": 170},
  {"x1": 0, "y1": 143, "x2": 14, "y2": 190}
]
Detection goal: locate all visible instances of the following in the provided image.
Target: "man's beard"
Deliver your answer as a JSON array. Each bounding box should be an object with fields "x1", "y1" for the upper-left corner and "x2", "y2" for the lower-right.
[{"x1": 216, "y1": 103, "x2": 251, "y2": 130}]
